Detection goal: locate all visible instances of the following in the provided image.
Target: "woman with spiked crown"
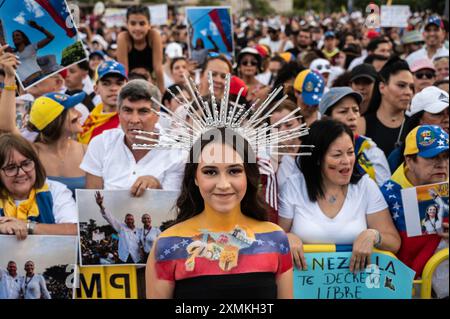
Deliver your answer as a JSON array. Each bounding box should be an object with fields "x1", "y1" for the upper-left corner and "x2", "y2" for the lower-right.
[{"x1": 144, "y1": 74, "x2": 307, "y2": 298}]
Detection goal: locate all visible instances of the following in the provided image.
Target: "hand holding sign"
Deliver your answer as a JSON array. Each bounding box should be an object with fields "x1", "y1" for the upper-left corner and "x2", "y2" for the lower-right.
[
  {"x1": 350, "y1": 230, "x2": 377, "y2": 273},
  {"x1": 0, "y1": 44, "x2": 19, "y2": 77},
  {"x1": 286, "y1": 233, "x2": 307, "y2": 270}
]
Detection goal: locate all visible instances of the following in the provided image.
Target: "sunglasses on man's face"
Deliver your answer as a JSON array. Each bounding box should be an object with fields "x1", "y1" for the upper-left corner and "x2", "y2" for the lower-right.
[
  {"x1": 241, "y1": 59, "x2": 258, "y2": 67},
  {"x1": 415, "y1": 71, "x2": 435, "y2": 80}
]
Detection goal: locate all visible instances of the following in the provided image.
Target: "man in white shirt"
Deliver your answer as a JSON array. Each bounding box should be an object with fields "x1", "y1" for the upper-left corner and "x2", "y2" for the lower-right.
[
  {"x1": 258, "y1": 21, "x2": 293, "y2": 54},
  {"x1": 406, "y1": 16, "x2": 449, "y2": 67},
  {"x1": 0, "y1": 261, "x2": 22, "y2": 299},
  {"x1": 138, "y1": 214, "x2": 161, "y2": 261},
  {"x1": 95, "y1": 191, "x2": 142, "y2": 264},
  {"x1": 81, "y1": 80, "x2": 186, "y2": 194},
  {"x1": 20, "y1": 261, "x2": 51, "y2": 299}
]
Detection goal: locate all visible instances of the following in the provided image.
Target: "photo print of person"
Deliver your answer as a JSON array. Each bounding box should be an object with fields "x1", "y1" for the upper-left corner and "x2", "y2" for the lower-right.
[
  {"x1": 0, "y1": 0, "x2": 87, "y2": 89},
  {"x1": 76, "y1": 189, "x2": 178, "y2": 266},
  {"x1": 0, "y1": 235, "x2": 77, "y2": 299}
]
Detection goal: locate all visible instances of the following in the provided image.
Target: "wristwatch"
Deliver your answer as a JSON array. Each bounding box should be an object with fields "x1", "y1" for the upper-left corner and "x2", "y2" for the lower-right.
[
  {"x1": 371, "y1": 229, "x2": 382, "y2": 248},
  {"x1": 27, "y1": 221, "x2": 38, "y2": 234}
]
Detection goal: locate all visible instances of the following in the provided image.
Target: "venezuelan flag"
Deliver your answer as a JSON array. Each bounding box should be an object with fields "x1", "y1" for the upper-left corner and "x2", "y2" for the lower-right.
[
  {"x1": 34, "y1": 0, "x2": 77, "y2": 38},
  {"x1": 155, "y1": 228, "x2": 292, "y2": 281}
]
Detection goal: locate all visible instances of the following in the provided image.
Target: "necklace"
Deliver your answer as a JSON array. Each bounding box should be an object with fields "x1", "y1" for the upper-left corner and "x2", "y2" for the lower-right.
[
  {"x1": 325, "y1": 185, "x2": 347, "y2": 204},
  {"x1": 328, "y1": 195, "x2": 337, "y2": 204}
]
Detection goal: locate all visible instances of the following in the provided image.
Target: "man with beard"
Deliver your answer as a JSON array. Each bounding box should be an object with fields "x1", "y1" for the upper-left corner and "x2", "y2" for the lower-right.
[{"x1": 287, "y1": 28, "x2": 313, "y2": 59}]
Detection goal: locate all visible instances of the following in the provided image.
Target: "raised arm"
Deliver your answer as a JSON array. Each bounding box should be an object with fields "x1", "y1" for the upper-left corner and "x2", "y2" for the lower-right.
[
  {"x1": 27, "y1": 21, "x2": 55, "y2": 49},
  {"x1": 95, "y1": 191, "x2": 122, "y2": 232},
  {"x1": 0, "y1": 45, "x2": 20, "y2": 135},
  {"x1": 206, "y1": 34, "x2": 220, "y2": 53}
]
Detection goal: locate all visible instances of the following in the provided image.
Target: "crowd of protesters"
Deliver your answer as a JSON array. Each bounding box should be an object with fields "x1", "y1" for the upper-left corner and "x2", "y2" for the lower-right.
[{"x1": 0, "y1": 4, "x2": 448, "y2": 299}]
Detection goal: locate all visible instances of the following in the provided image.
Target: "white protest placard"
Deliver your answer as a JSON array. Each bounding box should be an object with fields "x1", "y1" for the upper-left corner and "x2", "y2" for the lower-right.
[
  {"x1": 381, "y1": 5, "x2": 411, "y2": 28},
  {"x1": 148, "y1": 4, "x2": 168, "y2": 26},
  {"x1": 103, "y1": 8, "x2": 126, "y2": 28}
]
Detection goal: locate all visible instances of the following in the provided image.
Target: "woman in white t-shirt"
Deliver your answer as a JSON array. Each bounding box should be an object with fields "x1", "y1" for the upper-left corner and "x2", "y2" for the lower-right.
[
  {"x1": 269, "y1": 99, "x2": 305, "y2": 190},
  {"x1": 12, "y1": 20, "x2": 55, "y2": 85},
  {"x1": 278, "y1": 119, "x2": 400, "y2": 272}
]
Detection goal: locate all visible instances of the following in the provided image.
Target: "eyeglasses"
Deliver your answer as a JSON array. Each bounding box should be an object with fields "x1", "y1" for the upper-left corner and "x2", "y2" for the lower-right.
[
  {"x1": 1, "y1": 159, "x2": 35, "y2": 177},
  {"x1": 415, "y1": 72, "x2": 435, "y2": 80},
  {"x1": 241, "y1": 60, "x2": 258, "y2": 67}
]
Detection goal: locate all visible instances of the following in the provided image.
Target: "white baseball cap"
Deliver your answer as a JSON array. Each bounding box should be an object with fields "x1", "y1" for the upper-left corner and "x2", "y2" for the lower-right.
[
  {"x1": 407, "y1": 86, "x2": 449, "y2": 116},
  {"x1": 310, "y1": 58, "x2": 331, "y2": 74},
  {"x1": 165, "y1": 42, "x2": 183, "y2": 59}
]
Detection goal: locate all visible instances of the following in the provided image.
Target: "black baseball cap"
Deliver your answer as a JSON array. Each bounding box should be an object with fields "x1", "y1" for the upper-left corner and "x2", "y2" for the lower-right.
[{"x1": 350, "y1": 63, "x2": 378, "y2": 83}]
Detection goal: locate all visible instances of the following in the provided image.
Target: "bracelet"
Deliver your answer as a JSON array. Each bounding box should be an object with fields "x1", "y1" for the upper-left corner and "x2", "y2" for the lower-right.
[{"x1": 0, "y1": 83, "x2": 17, "y2": 91}]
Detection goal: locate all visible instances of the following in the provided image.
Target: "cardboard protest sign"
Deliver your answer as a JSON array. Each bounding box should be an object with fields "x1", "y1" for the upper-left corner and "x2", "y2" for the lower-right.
[
  {"x1": 76, "y1": 189, "x2": 178, "y2": 267},
  {"x1": 0, "y1": 0, "x2": 87, "y2": 90},
  {"x1": 76, "y1": 265, "x2": 144, "y2": 299},
  {"x1": 294, "y1": 252, "x2": 415, "y2": 299},
  {"x1": 185, "y1": 6, "x2": 234, "y2": 65},
  {"x1": 380, "y1": 5, "x2": 411, "y2": 28},
  {"x1": 401, "y1": 182, "x2": 449, "y2": 237},
  {"x1": 0, "y1": 235, "x2": 78, "y2": 299}
]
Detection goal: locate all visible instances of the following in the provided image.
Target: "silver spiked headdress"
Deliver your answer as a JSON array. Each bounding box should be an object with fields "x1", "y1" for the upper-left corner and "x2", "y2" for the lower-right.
[{"x1": 133, "y1": 72, "x2": 312, "y2": 156}]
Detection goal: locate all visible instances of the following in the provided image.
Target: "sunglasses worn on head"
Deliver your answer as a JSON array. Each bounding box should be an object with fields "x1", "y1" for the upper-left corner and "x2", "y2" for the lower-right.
[{"x1": 415, "y1": 72, "x2": 435, "y2": 80}]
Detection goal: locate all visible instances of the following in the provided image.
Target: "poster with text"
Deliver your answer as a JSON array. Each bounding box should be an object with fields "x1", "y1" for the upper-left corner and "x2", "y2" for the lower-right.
[
  {"x1": 294, "y1": 251, "x2": 415, "y2": 299},
  {"x1": 0, "y1": 0, "x2": 87, "y2": 89}
]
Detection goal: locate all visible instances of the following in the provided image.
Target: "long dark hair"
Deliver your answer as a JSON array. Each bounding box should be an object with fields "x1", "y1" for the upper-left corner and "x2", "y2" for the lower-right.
[
  {"x1": 424, "y1": 204, "x2": 440, "y2": 221},
  {"x1": 175, "y1": 127, "x2": 269, "y2": 224},
  {"x1": 366, "y1": 56, "x2": 411, "y2": 115},
  {"x1": 12, "y1": 30, "x2": 31, "y2": 51},
  {"x1": 297, "y1": 119, "x2": 363, "y2": 202}
]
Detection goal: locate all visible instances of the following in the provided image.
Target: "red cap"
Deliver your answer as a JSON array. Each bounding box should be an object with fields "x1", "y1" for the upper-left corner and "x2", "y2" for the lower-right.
[
  {"x1": 366, "y1": 29, "x2": 380, "y2": 40},
  {"x1": 230, "y1": 76, "x2": 248, "y2": 98}
]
